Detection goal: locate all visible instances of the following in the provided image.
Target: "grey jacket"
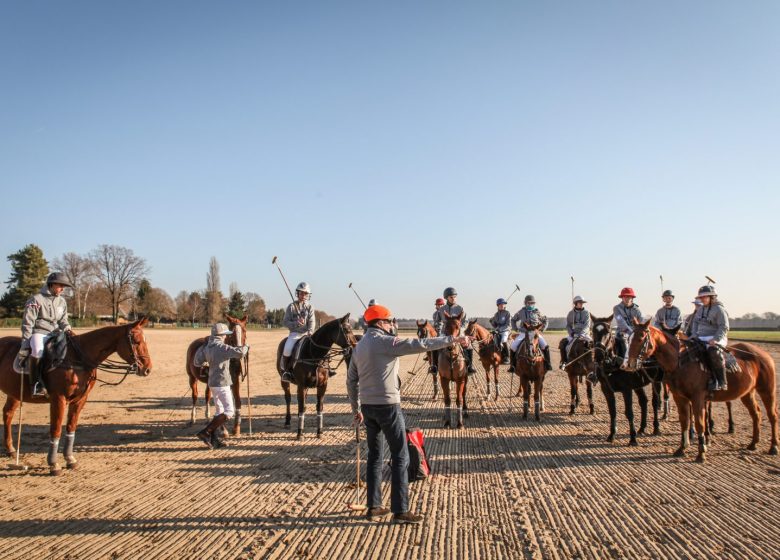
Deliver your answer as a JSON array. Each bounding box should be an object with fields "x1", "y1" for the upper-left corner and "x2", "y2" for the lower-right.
[
  {"x1": 653, "y1": 305, "x2": 683, "y2": 330},
  {"x1": 204, "y1": 336, "x2": 247, "y2": 387},
  {"x1": 22, "y1": 286, "x2": 71, "y2": 340},
  {"x1": 432, "y1": 310, "x2": 443, "y2": 335},
  {"x1": 613, "y1": 303, "x2": 642, "y2": 336},
  {"x1": 434, "y1": 303, "x2": 467, "y2": 334},
  {"x1": 283, "y1": 301, "x2": 315, "y2": 334},
  {"x1": 566, "y1": 309, "x2": 592, "y2": 338},
  {"x1": 347, "y1": 327, "x2": 455, "y2": 413},
  {"x1": 512, "y1": 307, "x2": 548, "y2": 332},
  {"x1": 490, "y1": 309, "x2": 511, "y2": 333},
  {"x1": 691, "y1": 301, "x2": 729, "y2": 345}
]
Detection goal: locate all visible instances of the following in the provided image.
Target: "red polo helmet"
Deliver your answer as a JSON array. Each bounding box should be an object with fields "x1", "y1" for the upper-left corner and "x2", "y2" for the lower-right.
[
  {"x1": 364, "y1": 304, "x2": 393, "y2": 323},
  {"x1": 619, "y1": 287, "x2": 636, "y2": 298},
  {"x1": 435, "y1": 298, "x2": 445, "y2": 305}
]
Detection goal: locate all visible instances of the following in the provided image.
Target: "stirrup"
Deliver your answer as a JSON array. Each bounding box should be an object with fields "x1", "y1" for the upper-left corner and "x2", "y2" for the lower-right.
[
  {"x1": 281, "y1": 371, "x2": 294, "y2": 383},
  {"x1": 31, "y1": 382, "x2": 47, "y2": 397}
]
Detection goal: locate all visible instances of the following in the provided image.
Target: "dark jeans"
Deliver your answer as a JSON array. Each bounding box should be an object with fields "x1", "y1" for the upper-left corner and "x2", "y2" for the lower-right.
[{"x1": 361, "y1": 403, "x2": 409, "y2": 514}]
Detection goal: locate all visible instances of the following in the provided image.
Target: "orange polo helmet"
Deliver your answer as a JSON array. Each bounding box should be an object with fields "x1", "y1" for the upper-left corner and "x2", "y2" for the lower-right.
[{"x1": 364, "y1": 304, "x2": 393, "y2": 323}]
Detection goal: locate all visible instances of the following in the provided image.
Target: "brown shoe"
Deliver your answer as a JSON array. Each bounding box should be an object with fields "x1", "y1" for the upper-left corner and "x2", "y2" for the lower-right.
[
  {"x1": 196, "y1": 430, "x2": 213, "y2": 449},
  {"x1": 366, "y1": 507, "x2": 391, "y2": 520},
  {"x1": 393, "y1": 511, "x2": 423, "y2": 524}
]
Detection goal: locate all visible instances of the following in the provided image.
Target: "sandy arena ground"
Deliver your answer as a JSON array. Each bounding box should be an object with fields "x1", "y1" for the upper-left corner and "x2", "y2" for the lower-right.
[{"x1": 1, "y1": 328, "x2": 779, "y2": 559}]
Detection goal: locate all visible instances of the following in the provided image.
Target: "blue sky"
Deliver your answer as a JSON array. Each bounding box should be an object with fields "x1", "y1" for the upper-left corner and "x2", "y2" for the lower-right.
[{"x1": 1, "y1": 1, "x2": 779, "y2": 319}]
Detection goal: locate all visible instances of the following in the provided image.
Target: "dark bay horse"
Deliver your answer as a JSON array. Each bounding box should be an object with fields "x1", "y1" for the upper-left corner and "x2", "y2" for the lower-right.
[
  {"x1": 626, "y1": 320, "x2": 778, "y2": 462},
  {"x1": 559, "y1": 337, "x2": 595, "y2": 415},
  {"x1": 417, "y1": 319, "x2": 440, "y2": 400},
  {"x1": 464, "y1": 319, "x2": 502, "y2": 401},
  {"x1": 590, "y1": 315, "x2": 663, "y2": 446},
  {"x1": 0, "y1": 319, "x2": 152, "y2": 475},
  {"x1": 277, "y1": 314, "x2": 356, "y2": 440},
  {"x1": 438, "y1": 312, "x2": 468, "y2": 429},
  {"x1": 514, "y1": 323, "x2": 547, "y2": 421},
  {"x1": 185, "y1": 314, "x2": 248, "y2": 435}
]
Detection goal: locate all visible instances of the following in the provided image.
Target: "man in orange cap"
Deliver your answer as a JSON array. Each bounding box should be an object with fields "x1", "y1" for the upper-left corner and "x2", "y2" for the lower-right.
[{"x1": 347, "y1": 304, "x2": 470, "y2": 524}]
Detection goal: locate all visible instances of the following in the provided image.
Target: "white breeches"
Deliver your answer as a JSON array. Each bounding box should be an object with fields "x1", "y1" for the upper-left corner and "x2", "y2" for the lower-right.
[
  {"x1": 696, "y1": 335, "x2": 727, "y2": 346},
  {"x1": 511, "y1": 334, "x2": 547, "y2": 352},
  {"x1": 495, "y1": 331, "x2": 509, "y2": 344},
  {"x1": 210, "y1": 385, "x2": 235, "y2": 419},
  {"x1": 30, "y1": 333, "x2": 52, "y2": 359},
  {"x1": 566, "y1": 335, "x2": 592, "y2": 354},
  {"x1": 283, "y1": 332, "x2": 306, "y2": 357}
]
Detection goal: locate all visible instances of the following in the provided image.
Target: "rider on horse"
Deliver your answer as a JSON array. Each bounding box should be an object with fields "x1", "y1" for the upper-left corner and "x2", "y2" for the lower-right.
[
  {"x1": 490, "y1": 298, "x2": 511, "y2": 364},
  {"x1": 614, "y1": 287, "x2": 643, "y2": 368},
  {"x1": 689, "y1": 285, "x2": 730, "y2": 391},
  {"x1": 433, "y1": 298, "x2": 445, "y2": 336},
  {"x1": 653, "y1": 289, "x2": 683, "y2": 332},
  {"x1": 509, "y1": 295, "x2": 552, "y2": 372},
  {"x1": 280, "y1": 282, "x2": 315, "y2": 383},
  {"x1": 560, "y1": 295, "x2": 592, "y2": 368},
  {"x1": 196, "y1": 322, "x2": 249, "y2": 449},
  {"x1": 434, "y1": 288, "x2": 476, "y2": 373},
  {"x1": 20, "y1": 272, "x2": 74, "y2": 396},
  {"x1": 683, "y1": 298, "x2": 703, "y2": 337}
]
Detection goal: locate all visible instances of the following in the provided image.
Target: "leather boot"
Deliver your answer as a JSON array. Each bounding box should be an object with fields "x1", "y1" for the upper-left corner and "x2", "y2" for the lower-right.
[
  {"x1": 559, "y1": 343, "x2": 568, "y2": 369},
  {"x1": 280, "y1": 356, "x2": 294, "y2": 383},
  {"x1": 542, "y1": 347, "x2": 553, "y2": 372},
  {"x1": 466, "y1": 348, "x2": 477, "y2": 374},
  {"x1": 707, "y1": 347, "x2": 728, "y2": 391},
  {"x1": 501, "y1": 343, "x2": 510, "y2": 365},
  {"x1": 196, "y1": 413, "x2": 228, "y2": 449},
  {"x1": 508, "y1": 350, "x2": 516, "y2": 373},
  {"x1": 28, "y1": 356, "x2": 46, "y2": 397}
]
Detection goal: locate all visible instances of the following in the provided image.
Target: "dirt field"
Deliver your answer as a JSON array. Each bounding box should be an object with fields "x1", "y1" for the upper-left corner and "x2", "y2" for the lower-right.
[{"x1": 1, "y1": 328, "x2": 779, "y2": 560}]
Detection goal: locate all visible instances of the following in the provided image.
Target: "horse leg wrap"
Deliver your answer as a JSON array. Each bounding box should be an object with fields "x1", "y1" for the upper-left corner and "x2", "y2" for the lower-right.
[
  {"x1": 297, "y1": 414, "x2": 305, "y2": 433},
  {"x1": 663, "y1": 399, "x2": 670, "y2": 416},
  {"x1": 63, "y1": 432, "x2": 76, "y2": 465},
  {"x1": 444, "y1": 407, "x2": 451, "y2": 425},
  {"x1": 523, "y1": 401, "x2": 529, "y2": 417},
  {"x1": 486, "y1": 381, "x2": 492, "y2": 397},
  {"x1": 457, "y1": 407, "x2": 463, "y2": 425},
  {"x1": 495, "y1": 383, "x2": 500, "y2": 398},
  {"x1": 317, "y1": 413, "x2": 324, "y2": 433},
  {"x1": 535, "y1": 401, "x2": 541, "y2": 419},
  {"x1": 190, "y1": 407, "x2": 196, "y2": 425},
  {"x1": 48, "y1": 438, "x2": 60, "y2": 466}
]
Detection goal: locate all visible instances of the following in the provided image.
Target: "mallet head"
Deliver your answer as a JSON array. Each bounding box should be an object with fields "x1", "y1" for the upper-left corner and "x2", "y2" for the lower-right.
[{"x1": 272, "y1": 256, "x2": 277, "y2": 264}]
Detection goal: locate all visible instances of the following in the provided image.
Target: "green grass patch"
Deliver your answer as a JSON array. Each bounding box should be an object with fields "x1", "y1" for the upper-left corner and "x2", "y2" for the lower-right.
[{"x1": 729, "y1": 331, "x2": 780, "y2": 342}]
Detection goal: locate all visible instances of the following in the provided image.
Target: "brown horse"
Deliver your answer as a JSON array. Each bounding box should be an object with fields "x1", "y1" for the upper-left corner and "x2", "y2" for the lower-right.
[
  {"x1": 185, "y1": 314, "x2": 248, "y2": 435},
  {"x1": 438, "y1": 312, "x2": 468, "y2": 429},
  {"x1": 417, "y1": 319, "x2": 440, "y2": 400},
  {"x1": 0, "y1": 319, "x2": 152, "y2": 475},
  {"x1": 559, "y1": 337, "x2": 595, "y2": 415},
  {"x1": 465, "y1": 319, "x2": 502, "y2": 400},
  {"x1": 514, "y1": 322, "x2": 547, "y2": 421},
  {"x1": 277, "y1": 314, "x2": 356, "y2": 440},
  {"x1": 626, "y1": 320, "x2": 778, "y2": 462}
]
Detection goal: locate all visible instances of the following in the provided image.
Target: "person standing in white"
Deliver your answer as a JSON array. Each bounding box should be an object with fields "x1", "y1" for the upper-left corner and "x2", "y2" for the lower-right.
[{"x1": 280, "y1": 282, "x2": 315, "y2": 383}]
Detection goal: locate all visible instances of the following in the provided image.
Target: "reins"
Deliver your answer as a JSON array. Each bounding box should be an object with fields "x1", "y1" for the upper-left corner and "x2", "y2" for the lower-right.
[{"x1": 65, "y1": 329, "x2": 147, "y2": 386}]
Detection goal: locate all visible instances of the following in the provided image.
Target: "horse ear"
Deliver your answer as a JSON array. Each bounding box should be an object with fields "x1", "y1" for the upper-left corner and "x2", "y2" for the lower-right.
[
  {"x1": 417, "y1": 319, "x2": 424, "y2": 326},
  {"x1": 590, "y1": 313, "x2": 596, "y2": 322},
  {"x1": 643, "y1": 319, "x2": 652, "y2": 328},
  {"x1": 341, "y1": 313, "x2": 350, "y2": 322},
  {"x1": 225, "y1": 313, "x2": 235, "y2": 322},
  {"x1": 607, "y1": 314, "x2": 614, "y2": 322},
  {"x1": 468, "y1": 318, "x2": 477, "y2": 324},
  {"x1": 137, "y1": 316, "x2": 149, "y2": 328}
]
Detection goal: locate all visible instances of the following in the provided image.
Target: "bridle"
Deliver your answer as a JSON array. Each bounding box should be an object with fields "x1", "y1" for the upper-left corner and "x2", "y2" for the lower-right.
[{"x1": 627, "y1": 327, "x2": 655, "y2": 370}]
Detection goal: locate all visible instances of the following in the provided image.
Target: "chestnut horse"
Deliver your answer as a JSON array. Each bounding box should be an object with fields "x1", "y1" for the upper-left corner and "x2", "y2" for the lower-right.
[
  {"x1": 514, "y1": 322, "x2": 547, "y2": 421},
  {"x1": 590, "y1": 315, "x2": 663, "y2": 445},
  {"x1": 0, "y1": 318, "x2": 152, "y2": 475},
  {"x1": 277, "y1": 314, "x2": 356, "y2": 440},
  {"x1": 626, "y1": 319, "x2": 778, "y2": 462},
  {"x1": 438, "y1": 312, "x2": 469, "y2": 429},
  {"x1": 185, "y1": 314, "x2": 248, "y2": 435},
  {"x1": 464, "y1": 319, "x2": 502, "y2": 401},
  {"x1": 417, "y1": 319, "x2": 440, "y2": 400},
  {"x1": 559, "y1": 337, "x2": 595, "y2": 415}
]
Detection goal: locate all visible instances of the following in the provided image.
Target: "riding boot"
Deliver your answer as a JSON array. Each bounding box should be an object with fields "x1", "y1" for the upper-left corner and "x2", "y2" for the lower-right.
[
  {"x1": 559, "y1": 345, "x2": 568, "y2": 369},
  {"x1": 28, "y1": 356, "x2": 46, "y2": 397},
  {"x1": 542, "y1": 347, "x2": 553, "y2": 372},
  {"x1": 280, "y1": 356, "x2": 294, "y2": 383},
  {"x1": 508, "y1": 350, "x2": 516, "y2": 373},
  {"x1": 501, "y1": 342, "x2": 510, "y2": 365},
  {"x1": 466, "y1": 348, "x2": 477, "y2": 374},
  {"x1": 197, "y1": 413, "x2": 228, "y2": 449},
  {"x1": 707, "y1": 347, "x2": 728, "y2": 391}
]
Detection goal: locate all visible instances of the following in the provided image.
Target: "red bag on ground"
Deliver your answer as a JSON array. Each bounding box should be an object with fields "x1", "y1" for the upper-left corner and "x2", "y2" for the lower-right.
[{"x1": 406, "y1": 428, "x2": 431, "y2": 481}]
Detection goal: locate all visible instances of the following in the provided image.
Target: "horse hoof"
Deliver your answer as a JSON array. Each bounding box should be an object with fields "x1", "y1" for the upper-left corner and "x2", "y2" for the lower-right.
[
  {"x1": 747, "y1": 442, "x2": 757, "y2": 451},
  {"x1": 589, "y1": 405, "x2": 595, "y2": 415},
  {"x1": 768, "y1": 446, "x2": 778, "y2": 456},
  {"x1": 50, "y1": 467, "x2": 63, "y2": 476},
  {"x1": 443, "y1": 421, "x2": 450, "y2": 428},
  {"x1": 695, "y1": 454, "x2": 706, "y2": 463},
  {"x1": 535, "y1": 416, "x2": 541, "y2": 422},
  {"x1": 464, "y1": 411, "x2": 469, "y2": 419},
  {"x1": 316, "y1": 432, "x2": 323, "y2": 439},
  {"x1": 728, "y1": 425, "x2": 735, "y2": 435},
  {"x1": 232, "y1": 427, "x2": 240, "y2": 437},
  {"x1": 296, "y1": 433, "x2": 303, "y2": 441},
  {"x1": 652, "y1": 428, "x2": 661, "y2": 436},
  {"x1": 569, "y1": 408, "x2": 575, "y2": 416},
  {"x1": 6, "y1": 449, "x2": 15, "y2": 457},
  {"x1": 66, "y1": 462, "x2": 79, "y2": 471},
  {"x1": 606, "y1": 435, "x2": 615, "y2": 443},
  {"x1": 638, "y1": 428, "x2": 646, "y2": 435},
  {"x1": 456, "y1": 423, "x2": 463, "y2": 430}
]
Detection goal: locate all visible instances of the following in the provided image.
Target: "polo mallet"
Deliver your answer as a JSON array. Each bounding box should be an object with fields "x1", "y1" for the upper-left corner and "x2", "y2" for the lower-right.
[
  {"x1": 506, "y1": 284, "x2": 521, "y2": 303},
  {"x1": 570, "y1": 276, "x2": 575, "y2": 302},
  {"x1": 271, "y1": 256, "x2": 299, "y2": 312},
  {"x1": 347, "y1": 423, "x2": 366, "y2": 511},
  {"x1": 11, "y1": 373, "x2": 29, "y2": 471},
  {"x1": 705, "y1": 275, "x2": 716, "y2": 286},
  {"x1": 244, "y1": 353, "x2": 252, "y2": 436},
  {"x1": 660, "y1": 275, "x2": 664, "y2": 293},
  {"x1": 348, "y1": 282, "x2": 367, "y2": 310}
]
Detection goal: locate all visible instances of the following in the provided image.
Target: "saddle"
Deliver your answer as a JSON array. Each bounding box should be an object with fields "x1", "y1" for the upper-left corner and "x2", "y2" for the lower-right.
[
  {"x1": 680, "y1": 339, "x2": 740, "y2": 377},
  {"x1": 13, "y1": 332, "x2": 69, "y2": 375},
  {"x1": 286, "y1": 335, "x2": 310, "y2": 373}
]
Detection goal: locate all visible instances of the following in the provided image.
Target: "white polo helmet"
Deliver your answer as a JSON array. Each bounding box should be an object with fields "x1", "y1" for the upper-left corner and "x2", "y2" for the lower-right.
[{"x1": 296, "y1": 282, "x2": 311, "y2": 294}]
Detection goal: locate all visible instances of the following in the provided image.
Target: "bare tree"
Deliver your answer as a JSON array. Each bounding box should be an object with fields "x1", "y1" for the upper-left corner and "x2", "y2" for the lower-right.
[
  {"x1": 89, "y1": 245, "x2": 150, "y2": 323},
  {"x1": 245, "y1": 292, "x2": 267, "y2": 324},
  {"x1": 205, "y1": 257, "x2": 223, "y2": 323},
  {"x1": 188, "y1": 291, "x2": 205, "y2": 326},
  {"x1": 51, "y1": 252, "x2": 96, "y2": 319}
]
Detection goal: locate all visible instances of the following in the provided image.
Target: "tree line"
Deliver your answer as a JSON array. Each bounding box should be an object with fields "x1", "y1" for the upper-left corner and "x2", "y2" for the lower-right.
[{"x1": 0, "y1": 244, "x2": 335, "y2": 327}]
